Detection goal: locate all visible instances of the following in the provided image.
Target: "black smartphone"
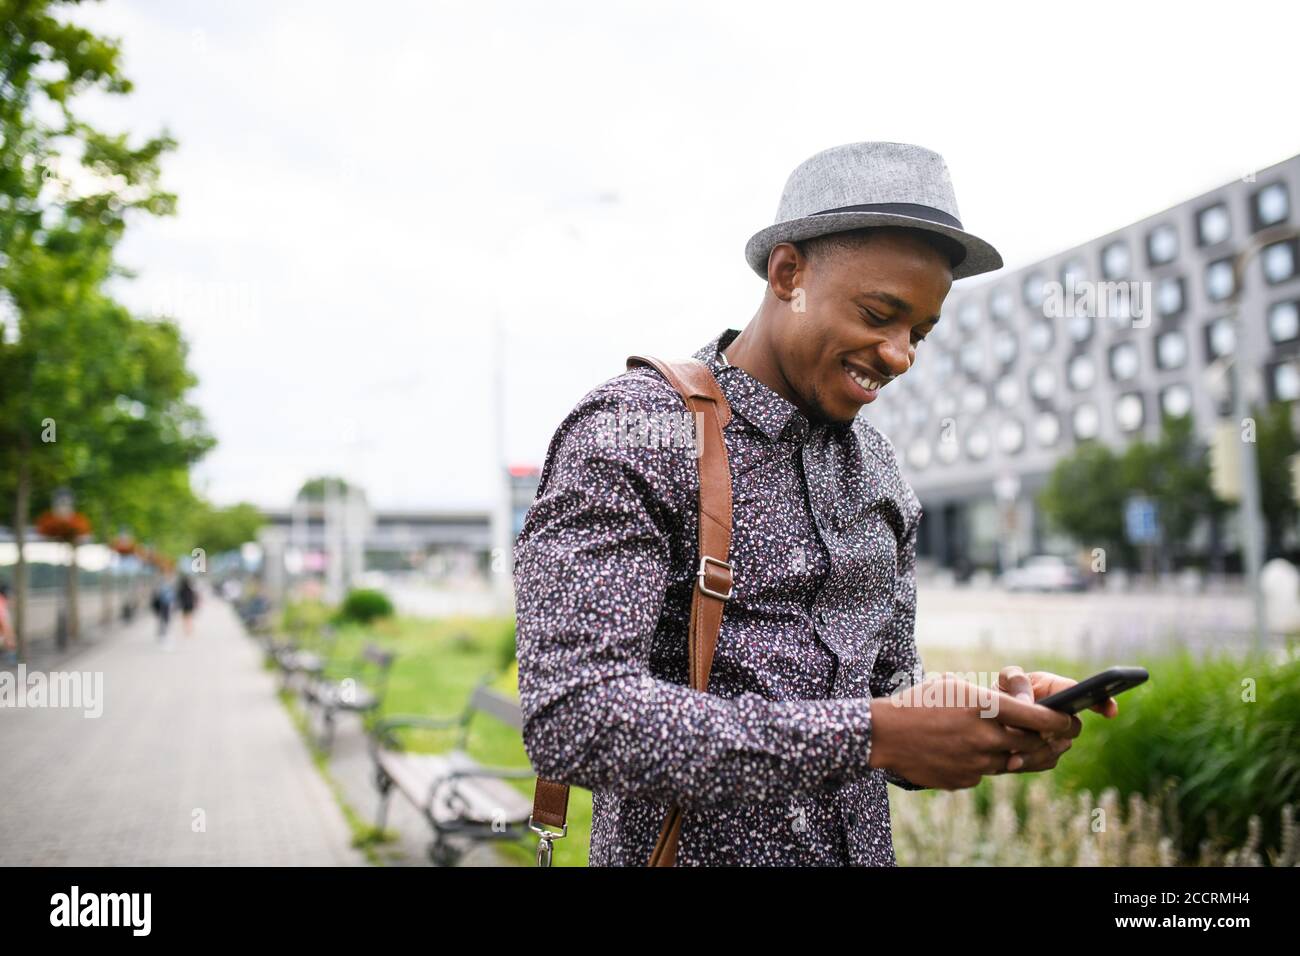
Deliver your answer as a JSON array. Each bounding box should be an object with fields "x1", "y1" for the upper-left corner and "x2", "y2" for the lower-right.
[{"x1": 1035, "y1": 666, "x2": 1149, "y2": 715}]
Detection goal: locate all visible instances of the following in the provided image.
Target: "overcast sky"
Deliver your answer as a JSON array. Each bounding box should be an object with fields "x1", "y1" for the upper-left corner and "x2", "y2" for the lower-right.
[{"x1": 70, "y1": 0, "x2": 1299, "y2": 510}]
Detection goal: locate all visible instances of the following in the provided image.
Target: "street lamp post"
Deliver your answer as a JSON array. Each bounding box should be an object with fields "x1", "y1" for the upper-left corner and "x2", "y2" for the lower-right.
[
  {"x1": 51, "y1": 487, "x2": 75, "y2": 648},
  {"x1": 1226, "y1": 224, "x2": 1300, "y2": 652}
]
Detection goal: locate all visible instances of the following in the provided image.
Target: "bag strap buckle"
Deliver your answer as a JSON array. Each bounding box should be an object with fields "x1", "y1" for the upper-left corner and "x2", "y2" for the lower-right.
[{"x1": 697, "y1": 555, "x2": 734, "y2": 601}]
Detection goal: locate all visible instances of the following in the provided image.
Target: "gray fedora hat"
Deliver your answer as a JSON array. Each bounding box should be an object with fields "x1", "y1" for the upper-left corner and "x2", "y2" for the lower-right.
[{"x1": 745, "y1": 142, "x2": 1003, "y2": 281}]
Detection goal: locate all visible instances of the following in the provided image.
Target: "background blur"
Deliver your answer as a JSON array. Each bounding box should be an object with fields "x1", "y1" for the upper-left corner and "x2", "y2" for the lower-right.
[{"x1": 2, "y1": 0, "x2": 1298, "y2": 868}]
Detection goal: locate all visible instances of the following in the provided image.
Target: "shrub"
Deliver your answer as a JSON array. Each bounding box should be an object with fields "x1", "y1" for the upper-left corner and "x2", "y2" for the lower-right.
[
  {"x1": 336, "y1": 588, "x2": 394, "y2": 625},
  {"x1": 1048, "y1": 643, "x2": 1300, "y2": 859}
]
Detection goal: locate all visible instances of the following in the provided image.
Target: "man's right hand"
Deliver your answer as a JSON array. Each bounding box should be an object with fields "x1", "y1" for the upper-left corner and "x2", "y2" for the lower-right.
[{"x1": 867, "y1": 673, "x2": 1078, "y2": 790}]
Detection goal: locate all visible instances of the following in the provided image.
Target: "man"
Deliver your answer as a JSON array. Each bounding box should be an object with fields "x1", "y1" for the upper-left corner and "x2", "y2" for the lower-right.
[
  {"x1": 152, "y1": 577, "x2": 175, "y2": 647},
  {"x1": 513, "y1": 142, "x2": 1116, "y2": 866}
]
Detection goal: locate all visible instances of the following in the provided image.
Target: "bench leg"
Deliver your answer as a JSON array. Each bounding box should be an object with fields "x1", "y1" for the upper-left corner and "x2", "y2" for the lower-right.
[
  {"x1": 428, "y1": 836, "x2": 459, "y2": 868},
  {"x1": 373, "y1": 769, "x2": 393, "y2": 831},
  {"x1": 319, "y1": 707, "x2": 336, "y2": 752}
]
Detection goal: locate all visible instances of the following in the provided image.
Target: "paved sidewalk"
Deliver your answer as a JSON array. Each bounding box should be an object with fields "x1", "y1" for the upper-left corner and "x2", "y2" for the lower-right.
[{"x1": 0, "y1": 597, "x2": 364, "y2": 865}]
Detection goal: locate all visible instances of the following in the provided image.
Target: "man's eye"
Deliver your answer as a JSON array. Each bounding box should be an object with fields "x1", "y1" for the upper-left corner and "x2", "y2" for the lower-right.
[{"x1": 861, "y1": 308, "x2": 889, "y2": 325}]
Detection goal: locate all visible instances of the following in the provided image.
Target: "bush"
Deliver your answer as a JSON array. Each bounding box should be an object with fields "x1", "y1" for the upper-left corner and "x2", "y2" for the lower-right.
[
  {"x1": 1048, "y1": 643, "x2": 1300, "y2": 859},
  {"x1": 336, "y1": 588, "x2": 394, "y2": 625}
]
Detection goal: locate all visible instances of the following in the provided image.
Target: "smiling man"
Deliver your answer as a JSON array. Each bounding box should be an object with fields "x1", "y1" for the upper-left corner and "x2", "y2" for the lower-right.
[{"x1": 514, "y1": 142, "x2": 1107, "y2": 867}]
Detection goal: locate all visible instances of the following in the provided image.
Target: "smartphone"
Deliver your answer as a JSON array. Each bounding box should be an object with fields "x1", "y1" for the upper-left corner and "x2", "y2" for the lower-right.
[{"x1": 1035, "y1": 666, "x2": 1149, "y2": 715}]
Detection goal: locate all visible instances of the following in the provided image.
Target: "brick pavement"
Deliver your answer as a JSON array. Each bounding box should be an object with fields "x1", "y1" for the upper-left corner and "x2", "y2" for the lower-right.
[{"x1": 0, "y1": 595, "x2": 364, "y2": 866}]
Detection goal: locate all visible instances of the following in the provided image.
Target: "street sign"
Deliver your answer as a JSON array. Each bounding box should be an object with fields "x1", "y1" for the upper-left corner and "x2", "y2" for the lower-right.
[{"x1": 1124, "y1": 496, "x2": 1159, "y2": 545}]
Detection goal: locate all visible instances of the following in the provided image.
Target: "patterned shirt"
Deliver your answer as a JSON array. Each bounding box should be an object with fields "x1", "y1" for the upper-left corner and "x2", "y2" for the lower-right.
[{"x1": 513, "y1": 327, "x2": 928, "y2": 866}]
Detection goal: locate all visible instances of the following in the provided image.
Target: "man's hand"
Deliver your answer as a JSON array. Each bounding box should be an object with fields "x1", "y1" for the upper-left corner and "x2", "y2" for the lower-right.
[
  {"x1": 992, "y1": 665, "x2": 1118, "y2": 773},
  {"x1": 868, "y1": 673, "x2": 1076, "y2": 790},
  {"x1": 996, "y1": 665, "x2": 1119, "y2": 719}
]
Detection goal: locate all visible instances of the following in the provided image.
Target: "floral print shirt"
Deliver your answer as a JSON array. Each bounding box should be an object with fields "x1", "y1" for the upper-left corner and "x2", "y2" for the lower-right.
[{"x1": 513, "y1": 327, "x2": 928, "y2": 866}]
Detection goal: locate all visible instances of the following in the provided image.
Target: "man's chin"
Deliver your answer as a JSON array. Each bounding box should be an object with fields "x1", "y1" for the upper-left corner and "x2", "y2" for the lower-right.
[{"x1": 805, "y1": 398, "x2": 858, "y2": 430}]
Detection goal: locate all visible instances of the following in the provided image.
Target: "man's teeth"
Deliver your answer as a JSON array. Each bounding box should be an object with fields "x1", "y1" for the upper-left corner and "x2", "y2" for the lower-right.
[{"x1": 847, "y1": 366, "x2": 884, "y2": 391}]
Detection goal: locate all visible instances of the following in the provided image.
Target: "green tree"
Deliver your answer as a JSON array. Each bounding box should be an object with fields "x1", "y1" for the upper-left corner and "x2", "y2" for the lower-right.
[
  {"x1": 1038, "y1": 440, "x2": 1131, "y2": 565},
  {"x1": 297, "y1": 475, "x2": 363, "y2": 501},
  {"x1": 0, "y1": 0, "x2": 195, "y2": 655},
  {"x1": 1120, "y1": 413, "x2": 1221, "y2": 566},
  {"x1": 1253, "y1": 401, "x2": 1299, "y2": 557},
  {"x1": 187, "y1": 502, "x2": 266, "y2": 558},
  {"x1": 74, "y1": 308, "x2": 214, "y2": 578}
]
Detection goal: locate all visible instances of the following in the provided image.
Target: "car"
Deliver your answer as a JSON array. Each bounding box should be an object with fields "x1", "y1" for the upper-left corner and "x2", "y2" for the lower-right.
[{"x1": 1000, "y1": 555, "x2": 1088, "y2": 592}]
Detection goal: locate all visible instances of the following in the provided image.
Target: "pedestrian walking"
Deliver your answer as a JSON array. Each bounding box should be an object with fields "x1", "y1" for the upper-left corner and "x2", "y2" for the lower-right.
[
  {"x1": 177, "y1": 574, "x2": 198, "y2": 636},
  {"x1": 152, "y1": 578, "x2": 175, "y2": 644}
]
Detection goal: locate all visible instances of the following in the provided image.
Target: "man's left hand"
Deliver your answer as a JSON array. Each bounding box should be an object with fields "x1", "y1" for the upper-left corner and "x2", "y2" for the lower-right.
[{"x1": 990, "y1": 665, "x2": 1116, "y2": 773}]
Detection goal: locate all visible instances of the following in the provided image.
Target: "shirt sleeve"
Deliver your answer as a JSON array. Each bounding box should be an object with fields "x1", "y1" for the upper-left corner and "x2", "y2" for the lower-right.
[
  {"x1": 513, "y1": 379, "x2": 879, "y2": 810},
  {"x1": 869, "y1": 497, "x2": 930, "y2": 792}
]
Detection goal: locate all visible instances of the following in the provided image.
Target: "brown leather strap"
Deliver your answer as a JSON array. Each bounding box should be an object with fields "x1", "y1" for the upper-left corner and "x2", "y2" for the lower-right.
[
  {"x1": 530, "y1": 777, "x2": 570, "y2": 829},
  {"x1": 528, "y1": 355, "x2": 733, "y2": 868}
]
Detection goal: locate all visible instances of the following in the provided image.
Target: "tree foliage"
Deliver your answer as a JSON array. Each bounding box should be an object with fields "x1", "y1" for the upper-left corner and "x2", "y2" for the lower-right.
[
  {"x1": 1038, "y1": 439, "x2": 1129, "y2": 561},
  {"x1": 1040, "y1": 407, "x2": 1294, "y2": 567},
  {"x1": 1254, "y1": 402, "x2": 1299, "y2": 556},
  {"x1": 0, "y1": 0, "x2": 211, "y2": 652},
  {"x1": 187, "y1": 502, "x2": 266, "y2": 557}
]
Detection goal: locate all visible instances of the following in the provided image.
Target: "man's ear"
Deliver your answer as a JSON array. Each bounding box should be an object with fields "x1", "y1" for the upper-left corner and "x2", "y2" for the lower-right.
[{"x1": 766, "y1": 242, "x2": 805, "y2": 303}]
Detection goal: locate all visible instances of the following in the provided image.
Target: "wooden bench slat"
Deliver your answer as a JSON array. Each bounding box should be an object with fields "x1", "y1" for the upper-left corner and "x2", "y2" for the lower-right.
[
  {"x1": 467, "y1": 686, "x2": 523, "y2": 731},
  {"x1": 377, "y1": 749, "x2": 531, "y2": 823}
]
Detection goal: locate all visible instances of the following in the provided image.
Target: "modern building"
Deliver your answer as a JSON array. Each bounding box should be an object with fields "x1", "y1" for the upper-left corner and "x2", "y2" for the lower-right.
[
  {"x1": 257, "y1": 500, "x2": 493, "y2": 600},
  {"x1": 861, "y1": 154, "x2": 1300, "y2": 570}
]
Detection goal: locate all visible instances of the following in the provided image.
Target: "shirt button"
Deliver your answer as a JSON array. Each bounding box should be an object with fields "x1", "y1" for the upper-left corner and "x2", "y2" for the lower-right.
[
  {"x1": 847, "y1": 811, "x2": 858, "y2": 826},
  {"x1": 816, "y1": 609, "x2": 826, "y2": 625}
]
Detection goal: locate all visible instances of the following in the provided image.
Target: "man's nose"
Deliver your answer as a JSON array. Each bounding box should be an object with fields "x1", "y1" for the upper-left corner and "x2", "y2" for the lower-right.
[{"x1": 877, "y1": 331, "x2": 914, "y2": 377}]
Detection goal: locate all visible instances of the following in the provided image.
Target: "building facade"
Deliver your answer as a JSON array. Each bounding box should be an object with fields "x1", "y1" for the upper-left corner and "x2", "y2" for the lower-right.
[{"x1": 860, "y1": 154, "x2": 1300, "y2": 570}]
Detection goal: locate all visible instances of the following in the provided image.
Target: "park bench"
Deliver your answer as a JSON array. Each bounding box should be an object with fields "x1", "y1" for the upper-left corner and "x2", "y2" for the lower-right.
[
  {"x1": 273, "y1": 625, "x2": 339, "y2": 693},
  {"x1": 369, "y1": 682, "x2": 536, "y2": 866},
  {"x1": 303, "y1": 643, "x2": 395, "y2": 751},
  {"x1": 234, "y1": 594, "x2": 274, "y2": 635}
]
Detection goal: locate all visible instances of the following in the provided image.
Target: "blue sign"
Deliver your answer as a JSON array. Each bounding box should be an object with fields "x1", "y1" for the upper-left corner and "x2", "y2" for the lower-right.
[{"x1": 1124, "y1": 496, "x2": 1159, "y2": 545}]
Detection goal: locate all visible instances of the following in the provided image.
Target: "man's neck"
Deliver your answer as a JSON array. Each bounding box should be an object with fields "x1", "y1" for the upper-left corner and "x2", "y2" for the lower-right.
[{"x1": 720, "y1": 319, "x2": 807, "y2": 417}]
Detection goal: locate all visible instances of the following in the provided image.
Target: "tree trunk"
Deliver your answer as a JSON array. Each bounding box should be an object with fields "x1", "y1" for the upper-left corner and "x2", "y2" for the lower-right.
[
  {"x1": 101, "y1": 553, "x2": 113, "y2": 626},
  {"x1": 67, "y1": 542, "x2": 80, "y2": 642},
  {"x1": 13, "y1": 446, "x2": 30, "y2": 660}
]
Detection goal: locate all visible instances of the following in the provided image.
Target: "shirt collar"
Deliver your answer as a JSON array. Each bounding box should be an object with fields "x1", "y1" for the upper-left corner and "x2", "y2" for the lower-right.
[{"x1": 692, "y1": 328, "x2": 816, "y2": 444}]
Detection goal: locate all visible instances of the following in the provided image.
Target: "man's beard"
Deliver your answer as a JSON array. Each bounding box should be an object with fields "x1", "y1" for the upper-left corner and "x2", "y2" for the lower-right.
[{"x1": 804, "y1": 383, "x2": 858, "y2": 431}]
